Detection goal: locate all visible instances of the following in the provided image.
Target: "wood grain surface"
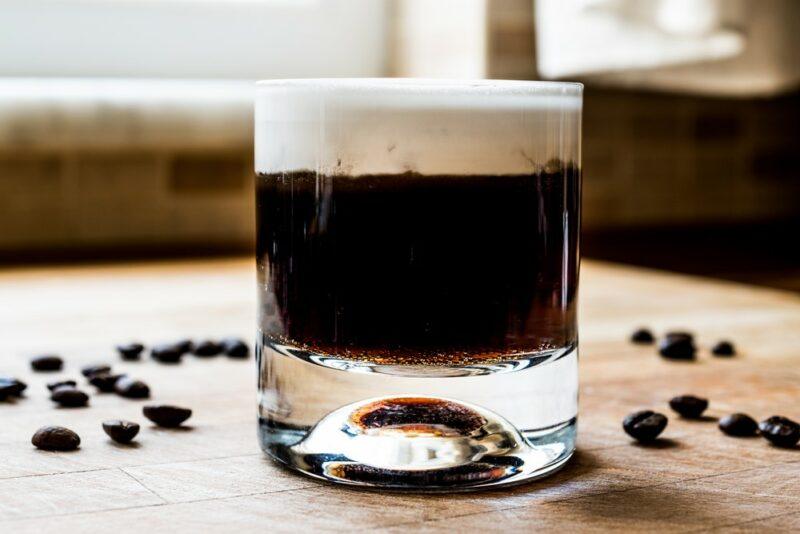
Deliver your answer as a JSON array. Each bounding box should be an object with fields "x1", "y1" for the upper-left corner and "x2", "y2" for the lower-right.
[{"x1": 0, "y1": 258, "x2": 798, "y2": 533}]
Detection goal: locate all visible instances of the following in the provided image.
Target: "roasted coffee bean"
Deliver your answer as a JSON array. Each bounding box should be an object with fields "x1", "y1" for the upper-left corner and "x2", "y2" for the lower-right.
[
  {"x1": 0, "y1": 376, "x2": 27, "y2": 398},
  {"x1": 50, "y1": 386, "x2": 89, "y2": 407},
  {"x1": 192, "y1": 340, "x2": 223, "y2": 357},
  {"x1": 114, "y1": 376, "x2": 150, "y2": 399},
  {"x1": 221, "y1": 337, "x2": 249, "y2": 358},
  {"x1": 718, "y1": 413, "x2": 758, "y2": 437},
  {"x1": 151, "y1": 344, "x2": 182, "y2": 364},
  {"x1": 630, "y1": 328, "x2": 655, "y2": 344},
  {"x1": 117, "y1": 342, "x2": 145, "y2": 361},
  {"x1": 89, "y1": 373, "x2": 124, "y2": 393},
  {"x1": 173, "y1": 339, "x2": 194, "y2": 354},
  {"x1": 623, "y1": 410, "x2": 668, "y2": 442},
  {"x1": 669, "y1": 395, "x2": 709, "y2": 419},
  {"x1": 102, "y1": 420, "x2": 140, "y2": 444},
  {"x1": 31, "y1": 355, "x2": 63, "y2": 372},
  {"x1": 31, "y1": 425, "x2": 80, "y2": 451},
  {"x1": 143, "y1": 404, "x2": 192, "y2": 427},
  {"x1": 711, "y1": 340, "x2": 736, "y2": 357},
  {"x1": 659, "y1": 332, "x2": 696, "y2": 360},
  {"x1": 759, "y1": 416, "x2": 800, "y2": 448},
  {"x1": 81, "y1": 364, "x2": 111, "y2": 377},
  {"x1": 47, "y1": 379, "x2": 77, "y2": 391}
]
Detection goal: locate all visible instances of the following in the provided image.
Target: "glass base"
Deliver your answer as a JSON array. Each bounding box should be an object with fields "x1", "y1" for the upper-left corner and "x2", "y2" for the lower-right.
[{"x1": 259, "y1": 397, "x2": 576, "y2": 491}]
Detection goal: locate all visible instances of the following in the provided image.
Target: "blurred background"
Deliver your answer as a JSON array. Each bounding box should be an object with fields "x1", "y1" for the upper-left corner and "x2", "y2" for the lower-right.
[{"x1": 1, "y1": 0, "x2": 798, "y2": 290}]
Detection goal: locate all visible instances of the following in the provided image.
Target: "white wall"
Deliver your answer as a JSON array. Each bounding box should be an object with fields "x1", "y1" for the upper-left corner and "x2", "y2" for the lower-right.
[
  {"x1": 393, "y1": 0, "x2": 488, "y2": 79},
  {"x1": 0, "y1": 0, "x2": 389, "y2": 79}
]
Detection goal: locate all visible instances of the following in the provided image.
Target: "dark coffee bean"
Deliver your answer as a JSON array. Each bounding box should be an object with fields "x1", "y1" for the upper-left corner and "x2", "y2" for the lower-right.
[
  {"x1": 630, "y1": 328, "x2": 655, "y2": 344},
  {"x1": 89, "y1": 373, "x2": 125, "y2": 393},
  {"x1": 659, "y1": 332, "x2": 696, "y2": 360},
  {"x1": 143, "y1": 404, "x2": 192, "y2": 427},
  {"x1": 173, "y1": 339, "x2": 194, "y2": 354},
  {"x1": 47, "y1": 379, "x2": 77, "y2": 391},
  {"x1": 114, "y1": 376, "x2": 150, "y2": 399},
  {"x1": 623, "y1": 410, "x2": 668, "y2": 442},
  {"x1": 31, "y1": 425, "x2": 80, "y2": 451},
  {"x1": 221, "y1": 337, "x2": 249, "y2": 358},
  {"x1": 759, "y1": 416, "x2": 800, "y2": 448},
  {"x1": 719, "y1": 413, "x2": 758, "y2": 437},
  {"x1": 102, "y1": 420, "x2": 140, "y2": 444},
  {"x1": 669, "y1": 395, "x2": 709, "y2": 419},
  {"x1": 711, "y1": 340, "x2": 736, "y2": 357},
  {"x1": 50, "y1": 386, "x2": 89, "y2": 407},
  {"x1": 117, "y1": 342, "x2": 145, "y2": 361},
  {"x1": 81, "y1": 364, "x2": 111, "y2": 377},
  {"x1": 0, "y1": 376, "x2": 27, "y2": 398},
  {"x1": 31, "y1": 355, "x2": 63, "y2": 372},
  {"x1": 192, "y1": 340, "x2": 223, "y2": 357},
  {"x1": 151, "y1": 344, "x2": 182, "y2": 364}
]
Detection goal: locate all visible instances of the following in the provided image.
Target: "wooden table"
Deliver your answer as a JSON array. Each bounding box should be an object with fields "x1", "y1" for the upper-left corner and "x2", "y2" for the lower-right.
[{"x1": 1, "y1": 258, "x2": 798, "y2": 532}]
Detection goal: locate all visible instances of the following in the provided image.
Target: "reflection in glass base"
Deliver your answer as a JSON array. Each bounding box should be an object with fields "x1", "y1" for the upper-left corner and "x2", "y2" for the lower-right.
[{"x1": 260, "y1": 396, "x2": 576, "y2": 491}]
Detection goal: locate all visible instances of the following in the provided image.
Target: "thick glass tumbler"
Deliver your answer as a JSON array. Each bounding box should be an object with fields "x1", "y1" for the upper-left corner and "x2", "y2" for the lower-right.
[{"x1": 255, "y1": 79, "x2": 582, "y2": 490}]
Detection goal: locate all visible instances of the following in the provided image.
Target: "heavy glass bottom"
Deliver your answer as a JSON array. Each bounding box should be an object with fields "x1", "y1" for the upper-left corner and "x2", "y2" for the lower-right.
[{"x1": 257, "y1": 337, "x2": 578, "y2": 491}]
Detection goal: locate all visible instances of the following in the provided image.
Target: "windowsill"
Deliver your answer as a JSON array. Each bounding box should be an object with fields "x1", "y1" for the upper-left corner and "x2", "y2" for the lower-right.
[{"x1": 0, "y1": 78, "x2": 255, "y2": 151}]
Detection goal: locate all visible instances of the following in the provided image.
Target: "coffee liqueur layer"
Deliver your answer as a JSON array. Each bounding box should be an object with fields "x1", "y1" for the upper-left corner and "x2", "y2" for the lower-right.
[{"x1": 257, "y1": 163, "x2": 580, "y2": 366}]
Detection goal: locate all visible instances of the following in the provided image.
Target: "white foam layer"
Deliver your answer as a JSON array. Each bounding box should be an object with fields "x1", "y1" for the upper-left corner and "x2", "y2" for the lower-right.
[{"x1": 255, "y1": 79, "x2": 582, "y2": 176}]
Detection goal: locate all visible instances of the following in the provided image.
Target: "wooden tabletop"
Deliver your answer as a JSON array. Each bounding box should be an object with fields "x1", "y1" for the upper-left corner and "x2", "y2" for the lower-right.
[{"x1": 1, "y1": 258, "x2": 798, "y2": 533}]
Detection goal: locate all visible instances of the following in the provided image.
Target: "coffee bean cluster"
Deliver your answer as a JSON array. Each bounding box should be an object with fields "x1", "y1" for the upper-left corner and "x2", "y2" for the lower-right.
[
  {"x1": 42, "y1": 362, "x2": 151, "y2": 405},
  {"x1": 629, "y1": 328, "x2": 735, "y2": 361},
  {"x1": 148, "y1": 337, "x2": 249, "y2": 364},
  {"x1": 33, "y1": 404, "x2": 193, "y2": 450},
  {"x1": 5, "y1": 336, "x2": 248, "y2": 452},
  {"x1": 624, "y1": 393, "x2": 799, "y2": 449},
  {"x1": 625, "y1": 326, "x2": 798, "y2": 448}
]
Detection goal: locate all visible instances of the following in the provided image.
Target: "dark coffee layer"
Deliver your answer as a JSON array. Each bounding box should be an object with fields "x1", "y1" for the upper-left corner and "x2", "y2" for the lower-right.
[{"x1": 256, "y1": 165, "x2": 580, "y2": 365}]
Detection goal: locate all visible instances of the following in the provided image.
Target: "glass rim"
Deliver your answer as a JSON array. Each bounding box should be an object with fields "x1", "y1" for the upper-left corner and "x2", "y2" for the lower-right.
[{"x1": 255, "y1": 78, "x2": 583, "y2": 96}]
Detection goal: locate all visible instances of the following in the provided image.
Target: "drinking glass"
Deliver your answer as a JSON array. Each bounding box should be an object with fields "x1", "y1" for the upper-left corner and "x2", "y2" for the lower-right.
[{"x1": 255, "y1": 79, "x2": 582, "y2": 490}]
